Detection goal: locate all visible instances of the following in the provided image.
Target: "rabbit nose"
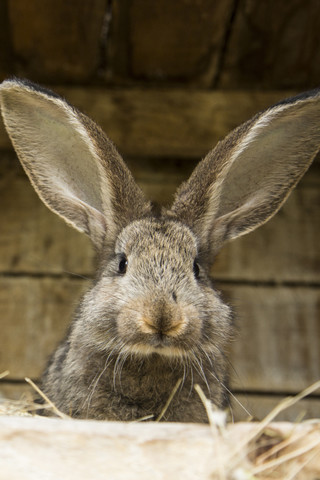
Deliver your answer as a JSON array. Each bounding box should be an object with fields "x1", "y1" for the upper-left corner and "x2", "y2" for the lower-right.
[
  {"x1": 141, "y1": 300, "x2": 185, "y2": 336},
  {"x1": 142, "y1": 315, "x2": 183, "y2": 336}
]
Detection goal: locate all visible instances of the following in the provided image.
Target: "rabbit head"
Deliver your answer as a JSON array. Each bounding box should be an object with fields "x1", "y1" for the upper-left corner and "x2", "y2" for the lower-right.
[
  {"x1": 0, "y1": 79, "x2": 319, "y2": 421},
  {"x1": 77, "y1": 217, "x2": 231, "y2": 358}
]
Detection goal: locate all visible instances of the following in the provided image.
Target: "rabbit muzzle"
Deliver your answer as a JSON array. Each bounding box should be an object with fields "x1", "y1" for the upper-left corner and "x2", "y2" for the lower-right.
[
  {"x1": 139, "y1": 297, "x2": 185, "y2": 336},
  {"x1": 117, "y1": 295, "x2": 201, "y2": 357}
]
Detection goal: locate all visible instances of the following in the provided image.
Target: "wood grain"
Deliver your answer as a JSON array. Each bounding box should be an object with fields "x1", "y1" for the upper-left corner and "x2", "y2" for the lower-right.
[
  {"x1": 128, "y1": 0, "x2": 233, "y2": 82},
  {"x1": 225, "y1": 285, "x2": 320, "y2": 393},
  {"x1": 0, "y1": 382, "x2": 34, "y2": 402},
  {"x1": 7, "y1": 0, "x2": 106, "y2": 82},
  {"x1": 0, "y1": 277, "x2": 88, "y2": 379},
  {"x1": 219, "y1": 0, "x2": 320, "y2": 89},
  {"x1": 0, "y1": 0, "x2": 319, "y2": 91},
  {"x1": 0, "y1": 1, "x2": 13, "y2": 81},
  {"x1": 0, "y1": 417, "x2": 319, "y2": 479},
  {"x1": 233, "y1": 393, "x2": 320, "y2": 422}
]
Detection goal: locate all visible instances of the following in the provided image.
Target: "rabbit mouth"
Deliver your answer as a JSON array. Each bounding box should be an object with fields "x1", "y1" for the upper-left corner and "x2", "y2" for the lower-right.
[{"x1": 123, "y1": 338, "x2": 191, "y2": 358}]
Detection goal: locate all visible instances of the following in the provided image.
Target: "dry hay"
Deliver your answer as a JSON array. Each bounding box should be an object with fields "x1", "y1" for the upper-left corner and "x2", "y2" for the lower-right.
[
  {"x1": 0, "y1": 370, "x2": 319, "y2": 479},
  {"x1": 195, "y1": 381, "x2": 320, "y2": 479}
]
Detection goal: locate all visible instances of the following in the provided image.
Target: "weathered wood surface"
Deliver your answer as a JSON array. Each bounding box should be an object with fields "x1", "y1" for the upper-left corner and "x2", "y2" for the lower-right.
[
  {"x1": 0, "y1": 383, "x2": 34, "y2": 402},
  {"x1": 112, "y1": 0, "x2": 320, "y2": 88},
  {"x1": 0, "y1": 2, "x2": 13, "y2": 80},
  {"x1": 0, "y1": 417, "x2": 319, "y2": 480},
  {"x1": 1, "y1": 151, "x2": 319, "y2": 282},
  {"x1": 1, "y1": 0, "x2": 319, "y2": 90},
  {"x1": 234, "y1": 394, "x2": 320, "y2": 422},
  {"x1": 226, "y1": 285, "x2": 320, "y2": 393},
  {"x1": 127, "y1": 0, "x2": 233, "y2": 82},
  {"x1": 5, "y1": 0, "x2": 106, "y2": 83},
  {"x1": 0, "y1": 89, "x2": 299, "y2": 155},
  {"x1": 0, "y1": 277, "x2": 87, "y2": 380},
  {"x1": 1, "y1": 277, "x2": 319, "y2": 394},
  {"x1": 219, "y1": 0, "x2": 320, "y2": 89}
]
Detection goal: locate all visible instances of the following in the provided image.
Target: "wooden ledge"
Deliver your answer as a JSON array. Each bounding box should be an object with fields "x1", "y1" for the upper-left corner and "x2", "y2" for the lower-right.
[{"x1": 1, "y1": 416, "x2": 319, "y2": 479}]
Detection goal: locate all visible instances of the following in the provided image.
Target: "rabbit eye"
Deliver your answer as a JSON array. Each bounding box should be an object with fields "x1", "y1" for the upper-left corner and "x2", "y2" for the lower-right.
[
  {"x1": 118, "y1": 256, "x2": 128, "y2": 274},
  {"x1": 193, "y1": 261, "x2": 200, "y2": 279}
]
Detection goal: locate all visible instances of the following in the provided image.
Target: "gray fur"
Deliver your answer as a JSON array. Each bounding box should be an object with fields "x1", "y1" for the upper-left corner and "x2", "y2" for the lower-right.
[{"x1": 0, "y1": 79, "x2": 319, "y2": 422}]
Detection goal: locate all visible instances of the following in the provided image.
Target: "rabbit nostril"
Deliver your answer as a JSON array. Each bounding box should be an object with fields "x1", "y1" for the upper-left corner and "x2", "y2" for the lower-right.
[
  {"x1": 141, "y1": 315, "x2": 184, "y2": 337},
  {"x1": 172, "y1": 292, "x2": 177, "y2": 302},
  {"x1": 142, "y1": 318, "x2": 158, "y2": 333}
]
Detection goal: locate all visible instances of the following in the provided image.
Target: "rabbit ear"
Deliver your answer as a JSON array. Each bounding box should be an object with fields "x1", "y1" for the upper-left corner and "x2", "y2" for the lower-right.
[
  {"x1": 0, "y1": 79, "x2": 151, "y2": 249},
  {"x1": 170, "y1": 90, "x2": 320, "y2": 256}
]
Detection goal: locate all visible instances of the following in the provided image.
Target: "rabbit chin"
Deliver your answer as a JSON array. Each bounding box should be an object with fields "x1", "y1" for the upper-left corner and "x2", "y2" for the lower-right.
[{"x1": 122, "y1": 342, "x2": 190, "y2": 358}]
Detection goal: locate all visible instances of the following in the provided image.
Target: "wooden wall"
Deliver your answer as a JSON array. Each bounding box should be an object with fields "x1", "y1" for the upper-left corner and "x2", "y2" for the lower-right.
[{"x1": 0, "y1": 0, "x2": 319, "y2": 421}]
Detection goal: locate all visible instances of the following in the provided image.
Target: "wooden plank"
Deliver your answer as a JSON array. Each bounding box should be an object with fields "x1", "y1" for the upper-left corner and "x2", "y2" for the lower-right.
[
  {"x1": 0, "y1": 382, "x2": 33, "y2": 402},
  {"x1": 219, "y1": 0, "x2": 320, "y2": 89},
  {"x1": 225, "y1": 285, "x2": 320, "y2": 394},
  {"x1": 7, "y1": 0, "x2": 106, "y2": 82},
  {"x1": 0, "y1": 417, "x2": 320, "y2": 480},
  {"x1": 106, "y1": 0, "x2": 131, "y2": 80},
  {"x1": 127, "y1": 0, "x2": 234, "y2": 83},
  {"x1": 0, "y1": 151, "x2": 319, "y2": 283},
  {"x1": 0, "y1": 0, "x2": 13, "y2": 81},
  {"x1": 0, "y1": 277, "x2": 88, "y2": 379},
  {"x1": 1, "y1": 277, "x2": 319, "y2": 395},
  {"x1": 0, "y1": 89, "x2": 299, "y2": 155},
  {"x1": 233, "y1": 394, "x2": 320, "y2": 422}
]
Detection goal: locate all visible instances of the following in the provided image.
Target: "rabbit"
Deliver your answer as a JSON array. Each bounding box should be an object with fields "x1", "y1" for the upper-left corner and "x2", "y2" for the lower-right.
[{"x1": 0, "y1": 78, "x2": 319, "y2": 422}]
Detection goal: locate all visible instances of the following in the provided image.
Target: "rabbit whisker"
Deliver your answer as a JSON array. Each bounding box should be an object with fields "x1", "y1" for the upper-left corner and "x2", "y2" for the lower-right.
[
  {"x1": 180, "y1": 362, "x2": 187, "y2": 392},
  {"x1": 119, "y1": 351, "x2": 130, "y2": 386},
  {"x1": 190, "y1": 352, "x2": 211, "y2": 394},
  {"x1": 198, "y1": 345, "x2": 242, "y2": 419},
  {"x1": 86, "y1": 337, "x2": 116, "y2": 391},
  {"x1": 208, "y1": 370, "x2": 251, "y2": 418},
  {"x1": 84, "y1": 339, "x2": 124, "y2": 415},
  {"x1": 199, "y1": 345, "x2": 215, "y2": 368},
  {"x1": 183, "y1": 357, "x2": 194, "y2": 398},
  {"x1": 85, "y1": 357, "x2": 110, "y2": 417},
  {"x1": 219, "y1": 347, "x2": 243, "y2": 386},
  {"x1": 113, "y1": 348, "x2": 130, "y2": 392}
]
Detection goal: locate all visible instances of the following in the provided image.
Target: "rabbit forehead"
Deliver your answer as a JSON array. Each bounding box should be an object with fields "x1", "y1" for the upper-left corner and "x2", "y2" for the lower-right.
[{"x1": 115, "y1": 218, "x2": 198, "y2": 257}]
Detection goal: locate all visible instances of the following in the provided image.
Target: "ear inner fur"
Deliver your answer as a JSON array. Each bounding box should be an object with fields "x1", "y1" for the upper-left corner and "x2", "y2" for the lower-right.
[{"x1": 0, "y1": 79, "x2": 152, "y2": 249}]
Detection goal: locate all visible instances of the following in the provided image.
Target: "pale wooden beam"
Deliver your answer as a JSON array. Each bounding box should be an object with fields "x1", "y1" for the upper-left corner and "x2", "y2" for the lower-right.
[{"x1": 0, "y1": 416, "x2": 319, "y2": 479}]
